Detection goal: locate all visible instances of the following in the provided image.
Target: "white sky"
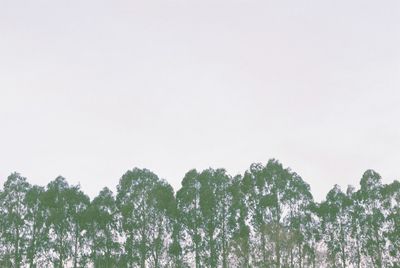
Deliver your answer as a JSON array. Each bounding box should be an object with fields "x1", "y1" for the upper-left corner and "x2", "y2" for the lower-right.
[{"x1": 1, "y1": 0, "x2": 399, "y2": 201}]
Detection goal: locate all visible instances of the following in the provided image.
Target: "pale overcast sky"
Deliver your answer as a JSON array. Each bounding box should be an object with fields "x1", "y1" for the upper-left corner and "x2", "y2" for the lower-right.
[{"x1": 1, "y1": 0, "x2": 399, "y2": 201}]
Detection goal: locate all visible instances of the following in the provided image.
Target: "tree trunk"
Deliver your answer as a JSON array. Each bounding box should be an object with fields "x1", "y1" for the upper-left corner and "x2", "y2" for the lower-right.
[
  {"x1": 74, "y1": 225, "x2": 79, "y2": 268},
  {"x1": 275, "y1": 191, "x2": 281, "y2": 268},
  {"x1": 261, "y1": 229, "x2": 268, "y2": 267},
  {"x1": 29, "y1": 222, "x2": 37, "y2": 268},
  {"x1": 15, "y1": 226, "x2": 20, "y2": 268},
  {"x1": 140, "y1": 227, "x2": 146, "y2": 268},
  {"x1": 209, "y1": 229, "x2": 216, "y2": 268}
]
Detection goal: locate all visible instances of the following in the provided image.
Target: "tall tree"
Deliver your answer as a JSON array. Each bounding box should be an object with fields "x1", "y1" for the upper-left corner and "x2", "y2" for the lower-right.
[
  {"x1": 228, "y1": 174, "x2": 251, "y2": 267},
  {"x1": 176, "y1": 169, "x2": 203, "y2": 268},
  {"x1": 168, "y1": 201, "x2": 184, "y2": 268},
  {"x1": 284, "y1": 172, "x2": 315, "y2": 268},
  {"x1": 0, "y1": 173, "x2": 30, "y2": 268},
  {"x1": 346, "y1": 185, "x2": 364, "y2": 268},
  {"x1": 0, "y1": 187, "x2": 7, "y2": 266},
  {"x1": 198, "y1": 168, "x2": 233, "y2": 268},
  {"x1": 243, "y1": 160, "x2": 313, "y2": 267},
  {"x1": 243, "y1": 160, "x2": 290, "y2": 267},
  {"x1": 42, "y1": 176, "x2": 73, "y2": 267},
  {"x1": 67, "y1": 185, "x2": 90, "y2": 267},
  {"x1": 88, "y1": 187, "x2": 121, "y2": 267},
  {"x1": 242, "y1": 162, "x2": 273, "y2": 267},
  {"x1": 319, "y1": 185, "x2": 352, "y2": 268},
  {"x1": 25, "y1": 185, "x2": 48, "y2": 268},
  {"x1": 382, "y1": 180, "x2": 400, "y2": 266},
  {"x1": 116, "y1": 168, "x2": 175, "y2": 268},
  {"x1": 358, "y1": 170, "x2": 385, "y2": 268},
  {"x1": 177, "y1": 168, "x2": 234, "y2": 268}
]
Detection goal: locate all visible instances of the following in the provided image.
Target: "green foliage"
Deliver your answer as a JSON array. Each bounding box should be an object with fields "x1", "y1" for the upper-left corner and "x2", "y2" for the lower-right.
[
  {"x1": 0, "y1": 161, "x2": 398, "y2": 267},
  {"x1": 88, "y1": 187, "x2": 120, "y2": 267},
  {"x1": 116, "y1": 168, "x2": 176, "y2": 268},
  {"x1": 0, "y1": 173, "x2": 30, "y2": 268}
]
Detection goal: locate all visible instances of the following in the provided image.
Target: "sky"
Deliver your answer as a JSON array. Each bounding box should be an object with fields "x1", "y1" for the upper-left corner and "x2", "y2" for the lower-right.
[{"x1": 1, "y1": 0, "x2": 399, "y2": 201}]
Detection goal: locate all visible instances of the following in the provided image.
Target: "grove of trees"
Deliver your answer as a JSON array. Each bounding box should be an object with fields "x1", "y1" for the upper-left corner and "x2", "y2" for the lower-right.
[{"x1": 0, "y1": 159, "x2": 399, "y2": 267}]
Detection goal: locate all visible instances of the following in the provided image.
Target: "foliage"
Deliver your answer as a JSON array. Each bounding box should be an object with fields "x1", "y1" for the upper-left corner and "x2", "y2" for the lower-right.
[{"x1": 0, "y1": 161, "x2": 398, "y2": 267}]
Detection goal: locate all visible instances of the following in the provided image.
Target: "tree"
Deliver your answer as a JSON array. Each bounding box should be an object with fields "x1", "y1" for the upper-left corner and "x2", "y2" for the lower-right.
[
  {"x1": 42, "y1": 176, "x2": 74, "y2": 267},
  {"x1": 176, "y1": 169, "x2": 203, "y2": 268},
  {"x1": 346, "y1": 185, "x2": 364, "y2": 268},
  {"x1": 116, "y1": 168, "x2": 175, "y2": 268},
  {"x1": 319, "y1": 185, "x2": 352, "y2": 268},
  {"x1": 358, "y1": 170, "x2": 385, "y2": 268},
  {"x1": 168, "y1": 203, "x2": 184, "y2": 268},
  {"x1": 0, "y1": 173, "x2": 30, "y2": 268},
  {"x1": 228, "y1": 174, "x2": 251, "y2": 267},
  {"x1": 284, "y1": 172, "x2": 316, "y2": 268},
  {"x1": 198, "y1": 168, "x2": 233, "y2": 268},
  {"x1": 25, "y1": 185, "x2": 47, "y2": 267},
  {"x1": 88, "y1": 187, "x2": 121, "y2": 267},
  {"x1": 243, "y1": 160, "x2": 317, "y2": 267},
  {"x1": 242, "y1": 162, "x2": 274, "y2": 267},
  {"x1": 382, "y1": 180, "x2": 400, "y2": 266},
  {"x1": 67, "y1": 185, "x2": 90, "y2": 267}
]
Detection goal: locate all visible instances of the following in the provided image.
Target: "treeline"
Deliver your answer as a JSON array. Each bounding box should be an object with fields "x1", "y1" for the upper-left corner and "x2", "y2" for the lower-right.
[{"x1": 0, "y1": 159, "x2": 399, "y2": 268}]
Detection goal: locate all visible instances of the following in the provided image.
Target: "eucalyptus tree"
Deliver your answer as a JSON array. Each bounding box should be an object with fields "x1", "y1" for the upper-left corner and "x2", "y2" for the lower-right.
[
  {"x1": 345, "y1": 185, "x2": 364, "y2": 268},
  {"x1": 177, "y1": 168, "x2": 235, "y2": 268},
  {"x1": 88, "y1": 187, "x2": 121, "y2": 267},
  {"x1": 0, "y1": 172, "x2": 30, "y2": 268},
  {"x1": 241, "y1": 162, "x2": 274, "y2": 266},
  {"x1": 42, "y1": 176, "x2": 70, "y2": 266},
  {"x1": 284, "y1": 172, "x2": 315, "y2": 268},
  {"x1": 116, "y1": 168, "x2": 176, "y2": 268},
  {"x1": 0, "y1": 187, "x2": 7, "y2": 266},
  {"x1": 382, "y1": 180, "x2": 400, "y2": 266},
  {"x1": 319, "y1": 184, "x2": 352, "y2": 268},
  {"x1": 25, "y1": 185, "x2": 48, "y2": 267},
  {"x1": 357, "y1": 170, "x2": 386, "y2": 268},
  {"x1": 42, "y1": 176, "x2": 81, "y2": 267},
  {"x1": 265, "y1": 162, "x2": 289, "y2": 268},
  {"x1": 261, "y1": 160, "x2": 298, "y2": 268},
  {"x1": 198, "y1": 168, "x2": 233, "y2": 268},
  {"x1": 66, "y1": 184, "x2": 91, "y2": 267},
  {"x1": 169, "y1": 208, "x2": 184, "y2": 268},
  {"x1": 176, "y1": 169, "x2": 203, "y2": 268},
  {"x1": 148, "y1": 180, "x2": 177, "y2": 267},
  {"x1": 228, "y1": 174, "x2": 250, "y2": 267},
  {"x1": 198, "y1": 169, "x2": 218, "y2": 268},
  {"x1": 242, "y1": 159, "x2": 313, "y2": 267}
]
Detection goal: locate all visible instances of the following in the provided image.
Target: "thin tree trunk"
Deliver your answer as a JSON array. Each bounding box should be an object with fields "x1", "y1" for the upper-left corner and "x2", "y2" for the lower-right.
[
  {"x1": 275, "y1": 199, "x2": 281, "y2": 268},
  {"x1": 15, "y1": 226, "x2": 20, "y2": 268},
  {"x1": 74, "y1": 225, "x2": 79, "y2": 268},
  {"x1": 29, "y1": 226, "x2": 36, "y2": 268},
  {"x1": 261, "y1": 230, "x2": 268, "y2": 267}
]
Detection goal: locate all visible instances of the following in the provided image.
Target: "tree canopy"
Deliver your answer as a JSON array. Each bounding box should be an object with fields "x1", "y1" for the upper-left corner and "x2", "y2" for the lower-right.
[{"x1": 0, "y1": 161, "x2": 398, "y2": 267}]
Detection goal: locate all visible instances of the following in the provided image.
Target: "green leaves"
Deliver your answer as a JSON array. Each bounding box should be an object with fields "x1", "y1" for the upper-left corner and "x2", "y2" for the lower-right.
[
  {"x1": 0, "y1": 162, "x2": 399, "y2": 267},
  {"x1": 88, "y1": 187, "x2": 120, "y2": 267},
  {"x1": 0, "y1": 173, "x2": 30, "y2": 268},
  {"x1": 243, "y1": 159, "x2": 316, "y2": 267},
  {"x1": 116, "y1": 168, "x2": 176, "y2": 268}
]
